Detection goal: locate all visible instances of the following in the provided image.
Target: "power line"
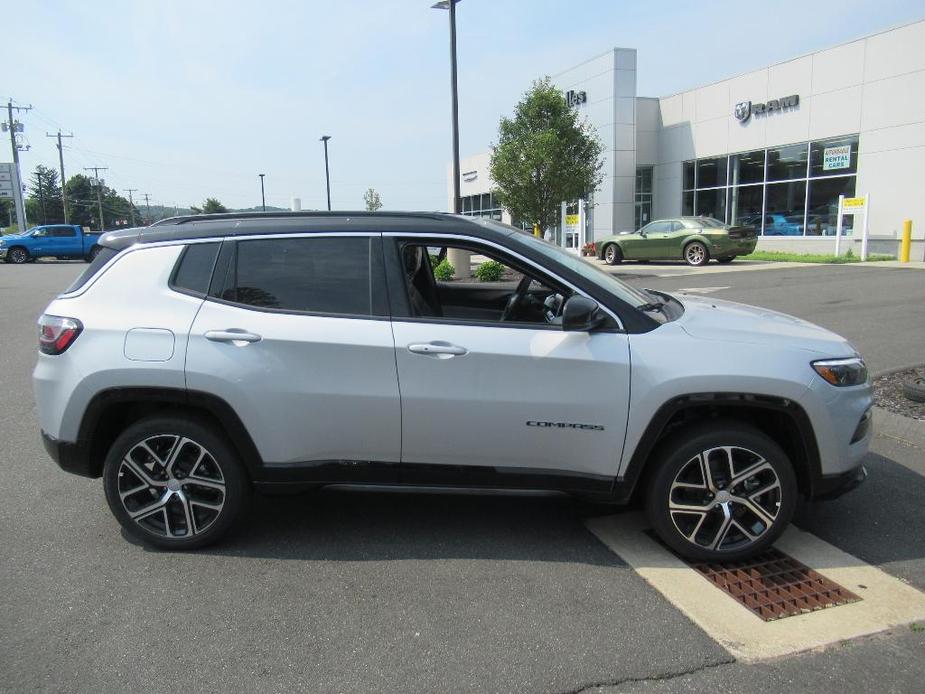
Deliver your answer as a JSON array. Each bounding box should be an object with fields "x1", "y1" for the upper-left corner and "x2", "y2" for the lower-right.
[{"x1": 46, "y1": 130, "x2": 73, "y2": 223}]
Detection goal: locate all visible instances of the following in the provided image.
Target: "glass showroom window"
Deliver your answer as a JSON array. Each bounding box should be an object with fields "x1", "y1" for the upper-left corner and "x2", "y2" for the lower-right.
[
  {"x1": 764, "y1": 180, "x2": 807, "y2": 236},
  {"x1": 807, "y1": 175, "x2": 856, "y2": 236},
  {"x1": 461, "y1": 192, "x2": 503, "y2": 221},
  {"x1": 635, "y1": 167, "x2": 653, "y2": 229},
  {"x1": 682, "y1": 134, "x2": 858, "y2": 236}
]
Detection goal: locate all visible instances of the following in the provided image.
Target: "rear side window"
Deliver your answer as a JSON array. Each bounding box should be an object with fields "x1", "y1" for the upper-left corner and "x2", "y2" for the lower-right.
[
  {"x1": 223, "y1": 236, "x2": 376, "y2": 316},
  {"x1": 171, "y1": 242, "x2": 220, "y2": 296},
  {"x1": 64, "y1": 247, "x2": 118, "y2": 293}
]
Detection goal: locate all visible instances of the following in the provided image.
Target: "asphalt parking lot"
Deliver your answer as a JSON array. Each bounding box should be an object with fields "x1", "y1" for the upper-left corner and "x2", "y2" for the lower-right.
[{"x1": 2, "y1": 260, "x2": 924, "y2": 693}]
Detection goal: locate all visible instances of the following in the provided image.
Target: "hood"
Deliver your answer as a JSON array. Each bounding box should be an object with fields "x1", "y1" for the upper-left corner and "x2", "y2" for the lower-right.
[{"x1": 675, "y1": 294, "x2": 856, "y2": 357}]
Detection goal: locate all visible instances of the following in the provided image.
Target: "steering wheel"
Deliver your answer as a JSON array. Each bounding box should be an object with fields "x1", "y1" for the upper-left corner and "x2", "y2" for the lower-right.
[{"x1": 500, "y1": 275, "x2": 533, "y2": 322}]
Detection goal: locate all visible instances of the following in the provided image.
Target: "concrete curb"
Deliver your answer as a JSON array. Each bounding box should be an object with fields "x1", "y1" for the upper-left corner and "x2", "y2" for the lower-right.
[{"x1": 874, "y1": 407, "x2": 925, "y2": 449}]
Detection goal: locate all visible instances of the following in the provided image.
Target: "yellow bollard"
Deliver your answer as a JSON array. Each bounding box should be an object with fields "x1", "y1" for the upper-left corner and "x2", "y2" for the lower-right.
[
  {"x1": 533, "y1": 223, "x2": 541, "y2": 238},
  {"x1": 900, "y1": 219, "x2": 912, "y2": 262}
]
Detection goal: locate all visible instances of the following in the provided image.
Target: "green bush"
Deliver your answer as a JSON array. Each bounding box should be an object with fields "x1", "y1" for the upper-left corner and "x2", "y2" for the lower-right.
[
  {"x1": 474, "y1": 259, "x2": 505, "y2": 281},
  {"x1": 433, "y1": 258, "x2": 455, "y2": 281}
]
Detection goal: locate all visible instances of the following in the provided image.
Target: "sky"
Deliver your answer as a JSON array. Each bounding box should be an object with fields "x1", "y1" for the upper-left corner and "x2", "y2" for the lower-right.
[{"x1": 8, "y1": 0, "x2": 924, "y2": 212}]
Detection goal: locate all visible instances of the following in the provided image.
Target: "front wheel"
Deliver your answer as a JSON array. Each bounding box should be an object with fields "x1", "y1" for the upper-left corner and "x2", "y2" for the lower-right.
[
  {"x1": 7, "y1": 247, "x2": 29, "y2": 264},
  {"x1": 103, "y1": 416, "x2": 250, "y2": 550},
  {"x1": 646, "y1": 421, "x2": 797, "y2": 562},
  {"x1": 603, "y1": 244, "x2": 623, "y2": 265},
  {"x1": 684, "y1": 242, "x2": 709, "y2": 266}
]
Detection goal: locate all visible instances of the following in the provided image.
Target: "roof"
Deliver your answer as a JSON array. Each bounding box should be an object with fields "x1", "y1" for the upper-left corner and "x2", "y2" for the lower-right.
[{"x1": 98, "y1": 211, "x2": 510, "y2": 251}]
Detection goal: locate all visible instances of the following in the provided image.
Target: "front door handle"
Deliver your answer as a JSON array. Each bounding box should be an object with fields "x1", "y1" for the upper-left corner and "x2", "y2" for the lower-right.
[
  {"x1": 408, "y1": 342, "x2": 468, "y2": 357},
  {"x1": 204, "y1": 329, "x2": 262, "y2": 344}
]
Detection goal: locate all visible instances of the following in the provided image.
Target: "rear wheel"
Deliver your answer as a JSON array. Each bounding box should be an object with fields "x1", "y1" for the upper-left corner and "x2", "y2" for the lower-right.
[
  {"x1": 717, "y1": 256, "x2": 735, "y2": 264},
  {"x1": 7, "y1": 247, "x2": 29, "y2": 264},
  {"x1": 603, "y1": 244, "x2": 623, "y2": 265},
  {"x1": 103, "y1": 416, "x2": 250, "y2": 550},
  {"x1": 684, "y1": 241, "x2": 709, "y2": 266},
  {"x1": 646, "y1": 421, "x2": 796, "y2": 562}
]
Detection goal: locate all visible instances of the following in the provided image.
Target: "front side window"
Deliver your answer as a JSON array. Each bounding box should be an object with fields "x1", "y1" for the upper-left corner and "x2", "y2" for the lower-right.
[{"x1": 223, "y1": 236, "x2": 374, "y2": 316}]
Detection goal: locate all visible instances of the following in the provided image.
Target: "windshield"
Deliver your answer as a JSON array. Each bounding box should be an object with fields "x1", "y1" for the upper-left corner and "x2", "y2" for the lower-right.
[{"x1": 499, "y1": 225, "x2": 653, "y2": 308}]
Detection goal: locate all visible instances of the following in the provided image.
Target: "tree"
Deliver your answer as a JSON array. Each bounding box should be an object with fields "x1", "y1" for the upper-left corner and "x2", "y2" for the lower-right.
[
  {"x1": 489, "y1": 78, "x2": 604, "y2": 233},
  {"x1": 62, "y1": 174, "x2": 140, "y2": 231},
  {"x1": 26, "y1": 165, "x2": 65, "y2": 225},
  {"x1": 363, "y1": 188, "x2": 382, "y2": 211},
  {"x1": 191, "y1": 197, "x2": 228, "y2": 214}
]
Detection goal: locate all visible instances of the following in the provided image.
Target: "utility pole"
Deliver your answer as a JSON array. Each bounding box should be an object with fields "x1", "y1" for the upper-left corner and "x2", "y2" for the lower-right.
[
  {"x1": 141, "y1": 193, "x2": 152, "y2": 225},
  {"x1": 83, "y1": 166, "x2": 108, "y2": 231},
  {"x1": 320, "y1": 135, "x2": 332, "y2": 211},
  {"x1": 5, "y1": 99, "x2": 32, "y2": 231},
  {"x1": 46, "y1": 130, "x2": 73, "y2": 223},
  {"x1": 258, "y1": 173, "x2": 266, "y2": 212},
  {"x1": 124, "y1": 188, "x2": 137, "y2": 226}
]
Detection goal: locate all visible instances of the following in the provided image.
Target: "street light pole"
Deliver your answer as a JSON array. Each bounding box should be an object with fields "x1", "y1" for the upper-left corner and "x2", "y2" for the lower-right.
[
  {"x1": 320, "y1": 136, "x2": 332, "y2": 211},
  {"x1": 258, "y1": 173, "x2": 266, "y2": 212},
  {"x1": 432, "y1": 0, "x2": 461, "y2": 215}
]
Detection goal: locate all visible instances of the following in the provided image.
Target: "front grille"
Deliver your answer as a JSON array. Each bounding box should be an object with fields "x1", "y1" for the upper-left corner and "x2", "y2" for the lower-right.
[{"x1": 691, "y1": 548, "x2": 861, "y2": 621}]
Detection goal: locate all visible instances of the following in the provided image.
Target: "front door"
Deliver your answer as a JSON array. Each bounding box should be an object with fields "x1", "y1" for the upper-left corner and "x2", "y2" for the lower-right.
[
  {"x1": 185, "y1": 234, "x2": 402, "y2": 476},
  {"x1": 387, "y1": 236, "x2": 631, "y2": 486}
]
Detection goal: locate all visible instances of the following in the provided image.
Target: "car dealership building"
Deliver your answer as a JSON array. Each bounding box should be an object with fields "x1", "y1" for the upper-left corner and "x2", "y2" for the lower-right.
[{"x1": 452, "y1": 18, "x2": 925, "y2": 258}]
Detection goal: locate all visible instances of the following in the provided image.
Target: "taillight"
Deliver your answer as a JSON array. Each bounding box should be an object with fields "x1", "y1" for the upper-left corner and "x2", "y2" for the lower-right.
[{"x1": 38, "y1": 315, "x2": 83, "y2": 355}]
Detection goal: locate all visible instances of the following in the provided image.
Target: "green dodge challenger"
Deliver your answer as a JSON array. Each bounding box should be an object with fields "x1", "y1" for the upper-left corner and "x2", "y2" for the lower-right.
[{"x1": 595, "y1": 217, "x2": 757, "y2": 266}]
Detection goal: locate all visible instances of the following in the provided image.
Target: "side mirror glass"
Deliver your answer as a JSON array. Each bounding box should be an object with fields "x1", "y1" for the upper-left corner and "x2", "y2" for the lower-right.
[{"x1": 562, "y1": 295, "x2": 605, "y2": 332}]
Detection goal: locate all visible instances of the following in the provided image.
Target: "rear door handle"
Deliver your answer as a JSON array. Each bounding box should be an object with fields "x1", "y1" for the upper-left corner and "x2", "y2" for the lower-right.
[
  {"x1": 204, "y1": 329, "x2": 262, "y2": 344},
  {"x1": 408, "y1": 342, "x2": 467, "y2": 357}
]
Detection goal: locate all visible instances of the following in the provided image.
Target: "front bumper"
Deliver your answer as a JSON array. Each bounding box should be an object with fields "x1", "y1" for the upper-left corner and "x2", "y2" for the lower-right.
[
  {"x1": 812, "y1": 464, "x2": 867, "y2": 500},
  {"x1": 41, "y1": 430, "x2": 98, "y2": 478},
  {"x1": 0, "y1": 248, "x2": 7, "y2": 259}
]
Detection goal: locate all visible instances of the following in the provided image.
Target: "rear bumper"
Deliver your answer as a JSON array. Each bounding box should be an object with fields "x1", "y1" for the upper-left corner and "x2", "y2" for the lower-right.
[
  {"x1": 41, "y1": 430, "x2": 98, "y2": 478},
  {"x1": 811, "y1": 464, "x2": 867, "y2": 500}
]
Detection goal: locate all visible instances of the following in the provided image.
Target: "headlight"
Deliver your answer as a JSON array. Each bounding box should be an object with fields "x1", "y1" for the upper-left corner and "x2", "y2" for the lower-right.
[{"x1": 812, "y1": 357, "x2": 868, "y2": 386}]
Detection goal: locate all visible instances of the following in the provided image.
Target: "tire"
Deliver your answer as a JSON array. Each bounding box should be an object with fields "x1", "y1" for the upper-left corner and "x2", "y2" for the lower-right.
[
  {"x1": 7, "y1": 247, "x2": 29, "y2": 264},
  {"x1": 683, "y1": 241, "x2": 710, "y2": 266},
  {"x1": 603, "y1": 243, "x2": 623, "y2": 265},
  {"x1": 903, "y1": 378, "x2": 925, "y2": 403},
  {"x1": 645, "y1": 420, "x2": 797, "y2": 562},
  {"x1": 717, "y1": 256, "x2": 735, "y2": 264},
  {"x1": 103, "y1": 416, "x2": 251, "y2": 550},
  {"x1": 84, "y1": 246, "x2": 101, "y2": 263}
]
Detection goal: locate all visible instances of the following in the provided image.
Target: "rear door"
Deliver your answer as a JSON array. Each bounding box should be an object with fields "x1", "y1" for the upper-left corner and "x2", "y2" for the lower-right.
[
  {"x1": 50, "y1": 225, "x2": 82, "y2": 256},
  {"x1": 185, "y1": 233, "x2": 402, "y2": 477}
]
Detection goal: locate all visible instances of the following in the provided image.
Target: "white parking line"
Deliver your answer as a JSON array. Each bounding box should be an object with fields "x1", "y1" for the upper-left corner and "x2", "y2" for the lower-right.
[{"x1": 586, "y1": 513, "x2": 925, "y2": 661}]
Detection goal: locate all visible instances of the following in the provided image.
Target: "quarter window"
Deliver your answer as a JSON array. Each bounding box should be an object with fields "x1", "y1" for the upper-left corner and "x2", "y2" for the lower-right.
[
  {"x1": 225, "y1": 236, "x2": 375, "y2": 316},
  {"x1": 172, "y1": 242, "x2": 220, "y2": 296}
]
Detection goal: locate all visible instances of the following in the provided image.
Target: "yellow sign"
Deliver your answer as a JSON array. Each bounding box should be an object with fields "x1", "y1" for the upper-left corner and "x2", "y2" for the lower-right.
[
  {"x1": 565, "y1": 214, "x2": 580, "y2": 227},
  {"x1": 843, "y1": 197, "x2": 866, "y2": 209}
]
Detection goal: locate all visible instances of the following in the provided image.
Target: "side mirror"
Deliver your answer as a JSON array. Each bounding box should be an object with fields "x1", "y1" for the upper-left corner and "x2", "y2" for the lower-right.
[{"x1": 562, "y1": 295, "x2": 605, "y2": 332}]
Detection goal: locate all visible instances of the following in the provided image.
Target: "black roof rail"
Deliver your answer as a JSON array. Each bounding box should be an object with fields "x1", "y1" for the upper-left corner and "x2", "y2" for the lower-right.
[{"x1": 151, "y1": 210, "x2": 453, "y2": 226}]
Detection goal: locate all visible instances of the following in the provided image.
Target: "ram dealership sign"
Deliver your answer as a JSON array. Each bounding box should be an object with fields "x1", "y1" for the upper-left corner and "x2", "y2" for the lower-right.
[{"x1": 734, "y1": 94, "x2": 799, "y2": 123}]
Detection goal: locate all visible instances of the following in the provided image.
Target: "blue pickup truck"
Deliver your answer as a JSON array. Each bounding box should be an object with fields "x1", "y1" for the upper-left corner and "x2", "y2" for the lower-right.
[{"x1": 0, "y1": 224, "x2": 103, "y2": 264}]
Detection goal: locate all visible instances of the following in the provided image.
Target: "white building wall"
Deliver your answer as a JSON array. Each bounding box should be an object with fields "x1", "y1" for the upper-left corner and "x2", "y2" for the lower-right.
[{"x1": 655, "y1": 18, "x2": 925, "y2": 245}]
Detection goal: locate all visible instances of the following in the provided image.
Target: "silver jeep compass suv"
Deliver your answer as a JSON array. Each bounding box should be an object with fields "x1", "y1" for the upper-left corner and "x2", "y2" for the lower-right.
[{"x1": 33, "y1": 212, "x2": 872, "y2": 561}]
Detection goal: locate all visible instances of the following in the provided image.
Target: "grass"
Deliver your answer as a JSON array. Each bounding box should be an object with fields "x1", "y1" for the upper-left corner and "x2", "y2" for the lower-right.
[{"x1": 741, "y1": 250, "x2": 895, "y2": 264}]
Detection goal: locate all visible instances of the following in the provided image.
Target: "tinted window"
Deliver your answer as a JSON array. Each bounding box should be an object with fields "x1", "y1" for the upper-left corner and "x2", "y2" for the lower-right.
[
  {"x1": 696, "y1": 157, "x2": 727, "y2": 188},
  {"x1": 228, "y1": 236, "x2": 372, "y2": 315},
  {"x1": 51, "y1": 226, "x2": 77, "y2": 237},
  {"x1": 172, "y1": 242, "x2": 220, "y2": 295},
  {"x1": 730, "y1": 149, "x2": 765, "y2": 185},
  {"x1": 767, "y1": 143, "x2": 808, "y2": 181},
  {"x1": 64, "y1": 247, "x2": 118, "y2": 293},
  {"x1": 644, "y1": 221, "x2": 672, "y2": 234}
]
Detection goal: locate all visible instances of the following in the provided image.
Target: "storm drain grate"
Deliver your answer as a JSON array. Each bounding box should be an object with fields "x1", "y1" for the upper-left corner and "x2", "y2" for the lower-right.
[{"x1": 690, "y1": 548, "x2": 862, "y2": 621}]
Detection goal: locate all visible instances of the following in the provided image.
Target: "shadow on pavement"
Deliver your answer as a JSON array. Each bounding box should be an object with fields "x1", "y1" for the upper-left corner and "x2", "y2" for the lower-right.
[
  {"x1": 131, "y1": 489, "x2": 631, "y2": 566},
  {"x1": 796, "y1": 449, "x2": 925, "y2": 589}
]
